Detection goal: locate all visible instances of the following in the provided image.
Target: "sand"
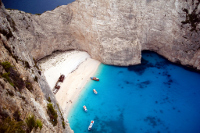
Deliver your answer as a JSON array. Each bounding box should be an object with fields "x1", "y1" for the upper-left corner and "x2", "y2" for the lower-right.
[
  {"x1": 38, "y1": 51, "x2": 91, "y2": 90},
  {"x1": 39, "y1": 51, "x2": 100, "y2": 117},
  {"x1": 56, "y1": 58, "x2": 100, "y2": 117}
]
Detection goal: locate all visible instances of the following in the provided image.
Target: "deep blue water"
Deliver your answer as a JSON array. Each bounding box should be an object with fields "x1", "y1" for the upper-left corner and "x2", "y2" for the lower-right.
[
  {"x1": 68, "y1": 51, "x2": 200, "y2": 133},
  {"x1": 2, "y1": 0, "x2": 75, "y2": 14}
]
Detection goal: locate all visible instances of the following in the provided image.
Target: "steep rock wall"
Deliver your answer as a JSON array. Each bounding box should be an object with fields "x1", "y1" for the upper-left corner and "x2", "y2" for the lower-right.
[
  {"x1": 0, "y1": 1, "x2": 73, "y2": 132},
  {"x1": 0, "y1": 0, "x2": 199, "y2": 132},
  {"x1": 5, "y1": 0, "x2": 200, "y2": 69}
]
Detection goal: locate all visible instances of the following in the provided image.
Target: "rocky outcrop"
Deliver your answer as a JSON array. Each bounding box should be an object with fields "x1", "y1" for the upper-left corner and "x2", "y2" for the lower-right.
[
  {"x1": 0, "y1": 1, "x2": 73, "y2": 132},
  {"x1": 4, "y1": 0, "x2": 199, "y2": 69},
  {"x1": 0, "y1": 37, "x2": 73, "y2": 133},
  {"x1": 0, "y1": 0, "x2": 199, "y2": 132}
]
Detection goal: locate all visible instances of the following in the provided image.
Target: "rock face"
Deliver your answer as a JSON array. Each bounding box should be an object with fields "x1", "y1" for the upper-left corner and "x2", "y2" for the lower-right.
[
  {"x1": 0, "y1": 1, "x2": 73, "y2": 132},
  {"x1": 0, "y1": 0, "x2": 199, "y2": 132},
  {"x1": 4, "y1": 0, "x2": 200, "y2": 69},
  {"x1": 0, "y1": 37, "x2": 73, "y2": 132}
]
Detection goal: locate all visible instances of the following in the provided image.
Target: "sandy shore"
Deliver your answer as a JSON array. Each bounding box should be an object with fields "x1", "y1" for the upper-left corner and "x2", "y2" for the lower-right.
[
  {"x1": 56, "y1": 58, "x2": 100, "y2": 117},
  {"x1": 38, "y1": 51, "x2": 91, "y2": 90},
  {"x1": 39, "y1": 51, "x2": 100, "y2": 117}
]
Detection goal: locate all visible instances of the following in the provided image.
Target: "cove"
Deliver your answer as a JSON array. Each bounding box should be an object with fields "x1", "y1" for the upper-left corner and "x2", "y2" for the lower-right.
[{"x1": 68, "y1": 51, "x2": 200, "y2": 133}]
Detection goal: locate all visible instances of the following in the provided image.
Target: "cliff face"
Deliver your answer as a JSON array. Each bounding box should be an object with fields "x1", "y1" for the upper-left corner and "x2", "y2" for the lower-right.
[
  {"x1": 0, "y1": 37, "x2": 72, "y2": 133},
  {"x1": 5, "y1": 0, "x2": 200, "y2": 69},
  {"x1": 70, "y1": 0, "x2": 200, "y2": 67},
  {"x1": 0, "y1": 1, "x2": 72, "y2": 132},
  {"x1": 0, "y1": 0, "x2": 199, "y2": 132}
]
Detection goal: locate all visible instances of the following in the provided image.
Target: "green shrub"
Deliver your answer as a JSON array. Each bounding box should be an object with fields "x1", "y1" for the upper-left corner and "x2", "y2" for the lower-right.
[
  {"x1": 9, "y1": 68, "x2": 25, "y2": 91},
  {"x1": 2, "y1": 72, "x2": 11, "y2": 82},
  {"x1": 3, "y1": 73, "x2": 17, "y2": 87},
  {"x1": 47, "y1": 103, "x2": 58, "y2": 126},
  {"x1": 1, "y1": 61, "x2": 25, "y2": 91},
  {"x1": 62, "y1": 121, "x2": 65, "y2": 129},
  {"x1": 35, "y1": 119, "x2": 43, "y2": 130},
  {"x1": 1, "y1": 61, "x2": 12, "y2": 70},
  {"x1": 26, "y1": 115, "x2": 36, "y2": 132},
  {"x1": 2, "y1": 72, "x2": 14, "y2": 86},
  {"x1": 47, "y1": 97, "x2": 51, "y2": 102},
  {"x1": 25, "y1": 114, "x2": 43, "y2": 132},
  {"x1": 0, "y1": 117, "x2": 25, "y2": 133}
]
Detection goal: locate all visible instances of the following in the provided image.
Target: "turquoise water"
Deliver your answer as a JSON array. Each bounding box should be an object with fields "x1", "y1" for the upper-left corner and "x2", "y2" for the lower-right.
[{"x1": 68, "y1": 51, "x2": 200, "y2": 133}]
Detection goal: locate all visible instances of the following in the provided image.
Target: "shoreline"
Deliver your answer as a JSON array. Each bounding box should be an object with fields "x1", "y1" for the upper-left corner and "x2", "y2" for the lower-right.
[
  {"x1": 39, "y1": 51, "x2": 100, "y2": 118},
  {"x1": 38, "y1": 51, "x2": 91, "y2": 90},
  {"x1": 57, "y1": 58, "x2": 100, "y2": 117}
]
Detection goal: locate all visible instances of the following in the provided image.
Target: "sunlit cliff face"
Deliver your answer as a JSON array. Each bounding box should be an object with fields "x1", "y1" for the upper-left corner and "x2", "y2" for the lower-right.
[
  {"x1": 0, "y1": 0, "x2": 200, "y2": 68},
  {"x1": 4, "y1": 0, "x2": 199, "y2": 69},
  {"x1": 0, "y1": 0, "x2": 199, "y2": 132}
]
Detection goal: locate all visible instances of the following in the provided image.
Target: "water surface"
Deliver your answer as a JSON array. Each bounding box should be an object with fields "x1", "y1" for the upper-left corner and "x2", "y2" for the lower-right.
[{"x1": 68, "y1": 51, "x2": 200, "y2": 133}]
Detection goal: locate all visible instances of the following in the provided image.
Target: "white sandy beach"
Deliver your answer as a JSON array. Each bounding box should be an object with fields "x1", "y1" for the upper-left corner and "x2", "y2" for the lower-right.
[{"x1": 39, "y1": 51, "x2": 100, "y2": 117}]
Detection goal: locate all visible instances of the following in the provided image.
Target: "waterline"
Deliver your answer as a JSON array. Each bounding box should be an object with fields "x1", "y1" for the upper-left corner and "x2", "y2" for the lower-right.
[{"x1": 68, "y1": 51, "x2": 200, "y2": 133}]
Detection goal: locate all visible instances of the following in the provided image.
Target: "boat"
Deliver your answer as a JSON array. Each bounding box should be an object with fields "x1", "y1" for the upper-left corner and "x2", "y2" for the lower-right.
[
  {"x1": 90, "y1": 77, "x2": 99, "y2": 81},
  {"x1": 88, "y1": 120, "x2": 94, "y2": 130},
  {"x1": 58, "y1": 74, "x2": 65, "y2": 82},
  {"x1": 83, "y1": 105, "x2": 87, "y2": 112},
  {"x1": 93, "y1": 89, "x2": 97, "y2": 94}
]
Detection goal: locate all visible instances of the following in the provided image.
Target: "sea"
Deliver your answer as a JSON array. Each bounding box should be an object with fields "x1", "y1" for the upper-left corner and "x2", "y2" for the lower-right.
[
  {"x1": 68, "y1": 51, "x2": 200, "y2": 133},
  {"x1": 2, "y1": 2, "x2": 200, "y2": 132},
  {"x1": 2, "y1": 0, "x2": 75, "y2": 14}
]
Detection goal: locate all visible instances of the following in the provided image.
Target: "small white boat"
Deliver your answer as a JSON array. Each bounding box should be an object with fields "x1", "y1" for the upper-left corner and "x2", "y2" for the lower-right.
[
  {"x1": 88, "y1": 120, "x2": 94, "y2": 130},
  {"x1": 83, "y1": 105, "x2": 87, "y2": 112},
  {"x1": 90, "y1": 77, "x2": 99, "y2": 81},
  {"x1": 93, "y1": 89, "x2": 97, "y2": 94}
]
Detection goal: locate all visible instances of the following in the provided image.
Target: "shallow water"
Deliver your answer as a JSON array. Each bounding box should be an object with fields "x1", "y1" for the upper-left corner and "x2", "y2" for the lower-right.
[{"x1": 68, "y1": 51, "x2": 200, "y2": 133}]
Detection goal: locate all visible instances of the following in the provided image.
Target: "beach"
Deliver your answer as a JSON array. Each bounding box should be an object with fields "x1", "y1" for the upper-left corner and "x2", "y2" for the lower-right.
[{"x1": 39, "y1": 51, "x2": 100, "y2": 117}]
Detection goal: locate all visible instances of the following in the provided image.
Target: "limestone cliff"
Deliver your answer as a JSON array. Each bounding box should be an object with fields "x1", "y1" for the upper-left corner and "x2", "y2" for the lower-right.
[
  {"x1": 0, "y1": 0, "x2": 199, "y2": 132},
  {"x1": 0, "y1": 1, "x2": 73, "y2": 132},
  {"x1": 3, "y1": 0, "x2": 200, "y2": 69}
]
